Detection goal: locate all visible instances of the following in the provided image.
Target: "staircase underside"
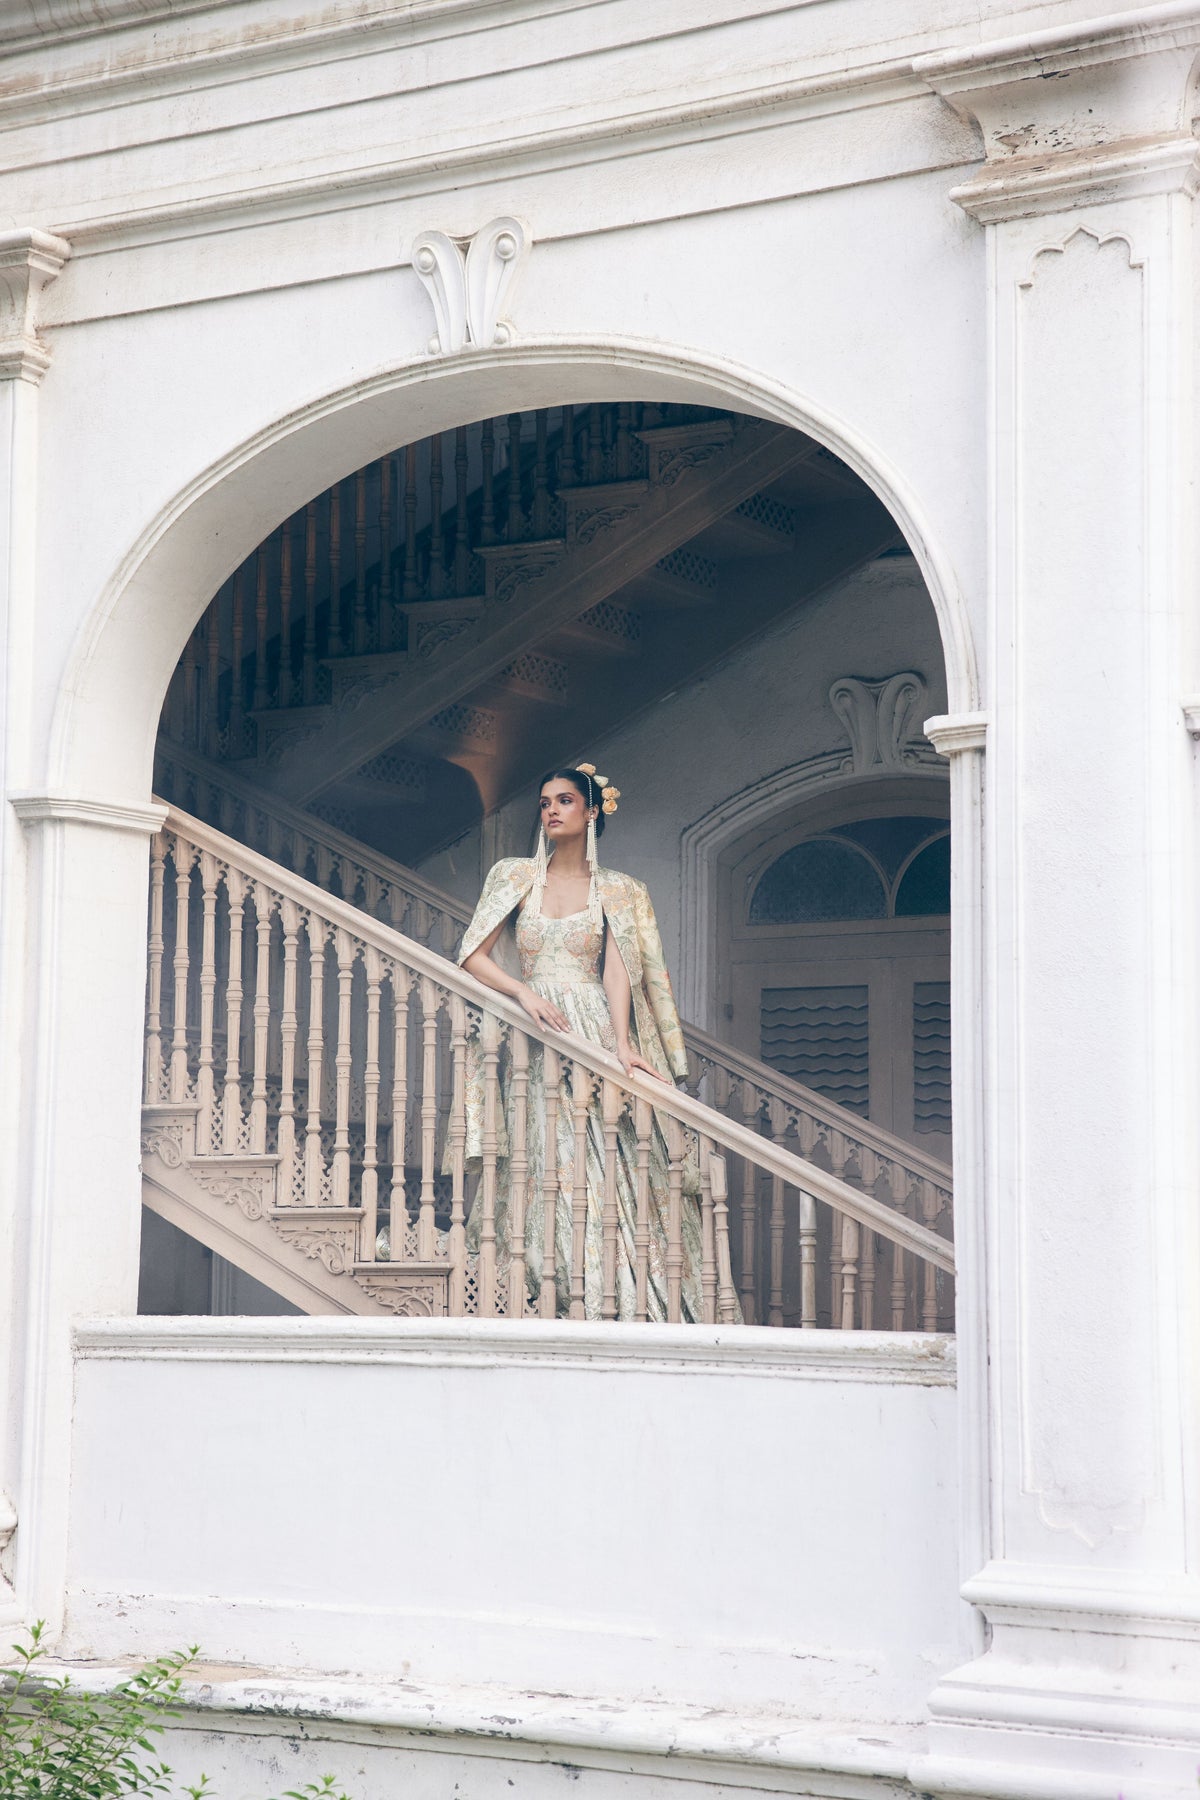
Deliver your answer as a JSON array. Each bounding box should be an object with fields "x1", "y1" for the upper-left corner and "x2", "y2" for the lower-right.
[{"x1": 163, "y1": 405, "x2": 899, "y2": 869}]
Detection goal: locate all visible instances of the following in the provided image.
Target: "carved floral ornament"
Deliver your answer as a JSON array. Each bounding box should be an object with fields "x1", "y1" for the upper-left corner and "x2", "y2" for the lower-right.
[{"x1": 412, "y1": 217, "x2": 529, "y2": 356}]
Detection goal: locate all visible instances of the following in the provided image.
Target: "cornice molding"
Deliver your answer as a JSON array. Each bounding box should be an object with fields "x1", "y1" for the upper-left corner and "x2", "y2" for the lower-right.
[
  {"x1": 948, "y1": 134, "x2": 1200, "y2": 223},
  {"x1": 10, "y1": 793, "x2": 168, "y2": 834},
  {"x1": 51, "y1": 63, "x2": 930, "y2": 251},
  {"x1": 923, "y1": 712, "x2": 988, "y2": 756},
  {"x1": 0, "y1": 230, "x2": 71, "y2": 384},
  {"x1": 0, "y1": 0, "x2": 560, "y2": 53},
  {"x1": 915, "y1": 2, "x2": 1200, "y2": 95},
  {"x1": 1183, "y1": 699, "x2": 1200, "y2": 737},
  {"x1": 915, "y1": 3, "x2": 1200, "y2": 222},
  {"x1": 74, "y1": 1315, "x2": 957, "y2": 1385}
]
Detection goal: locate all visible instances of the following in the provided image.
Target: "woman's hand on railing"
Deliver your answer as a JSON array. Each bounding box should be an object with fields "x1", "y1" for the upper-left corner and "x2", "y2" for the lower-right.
[
  {"x1": 517, "y1": 985, "x2": 570, "y2": 1034},
  {"x1": 615, "y1": 1041, "x2": 668, "y2": 1082}
]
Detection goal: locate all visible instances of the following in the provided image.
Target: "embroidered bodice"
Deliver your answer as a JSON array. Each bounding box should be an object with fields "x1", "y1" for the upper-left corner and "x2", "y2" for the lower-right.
[{"x1": 516, "y1": 906, "x2": 605, "y2": 991}]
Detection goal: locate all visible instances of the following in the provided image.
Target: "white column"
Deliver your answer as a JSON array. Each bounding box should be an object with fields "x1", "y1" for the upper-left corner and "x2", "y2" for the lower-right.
[
  {"x1": 915, "y1": 15, "x2": 1200, "y2": 1797},
  {"x1": 0, "y1": 231, "x2": 70, "y2": 1617},
  {"x1": 6, "y1": 799, "x2": 166, "y2": 1627}
]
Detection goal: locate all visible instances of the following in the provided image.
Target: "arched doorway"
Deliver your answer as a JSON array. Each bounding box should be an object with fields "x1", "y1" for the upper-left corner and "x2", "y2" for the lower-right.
[{"x1": 718, "y1": 776, "x2": 952, "y2": 1162}]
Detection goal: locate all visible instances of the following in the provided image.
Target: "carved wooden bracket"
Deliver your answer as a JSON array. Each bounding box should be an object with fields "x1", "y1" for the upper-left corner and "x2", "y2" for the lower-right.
[
  {"x1": 0, "y1": 230, "x2": 71, "y2": 383},
  {"x1": 412, "y1": 217, "x2": 528, "y2": 355}
]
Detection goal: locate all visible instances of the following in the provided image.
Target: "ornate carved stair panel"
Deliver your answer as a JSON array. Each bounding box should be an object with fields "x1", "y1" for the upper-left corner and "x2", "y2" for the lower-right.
[{"x1": 142, "y1": 797, "x2": 954, "y2": 1328}]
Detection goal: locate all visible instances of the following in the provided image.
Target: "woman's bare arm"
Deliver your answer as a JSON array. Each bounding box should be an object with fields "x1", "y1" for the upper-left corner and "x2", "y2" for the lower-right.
[
  {"x1": 602, "y1": 925, "x2": 665, "y2": 1080},
  {"x1": 463, "y1": 919, "x2": 569, "y2": 1034}
]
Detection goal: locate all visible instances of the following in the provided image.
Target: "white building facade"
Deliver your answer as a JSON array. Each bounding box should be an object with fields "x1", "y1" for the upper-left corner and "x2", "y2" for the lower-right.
[{"x1": 1, "y1": 2, "x2": 1198, "y2": 1795}]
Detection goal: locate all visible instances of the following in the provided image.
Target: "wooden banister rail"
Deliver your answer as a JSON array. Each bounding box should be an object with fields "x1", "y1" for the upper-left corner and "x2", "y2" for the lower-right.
[
  {"x1": 144, "y1": 803, "x2": 954, "y2": 1326},
  {"x1": 153, "y1": 744, "x2": 954, "y2": 1206}
]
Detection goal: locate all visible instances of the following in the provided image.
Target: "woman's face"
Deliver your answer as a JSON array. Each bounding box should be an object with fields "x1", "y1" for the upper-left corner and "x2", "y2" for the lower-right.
[{"x1": 540, "y1": 779, "x2": 596, "y2": 844}]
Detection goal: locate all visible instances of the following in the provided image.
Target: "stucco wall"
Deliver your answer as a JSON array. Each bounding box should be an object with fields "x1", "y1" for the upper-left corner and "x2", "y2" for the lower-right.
[{"x1": 67, "y1": 1320, "x2": 963, "y2": 1726}]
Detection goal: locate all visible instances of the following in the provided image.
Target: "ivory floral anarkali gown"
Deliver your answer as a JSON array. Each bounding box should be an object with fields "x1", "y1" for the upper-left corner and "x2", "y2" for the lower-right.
[{"x1": 456, "y1": 856, "x2": 706, "y2": 1321}]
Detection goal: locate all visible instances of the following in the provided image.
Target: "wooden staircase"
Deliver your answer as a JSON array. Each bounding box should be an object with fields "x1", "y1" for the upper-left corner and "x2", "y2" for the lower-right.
[
  {"x1": 160, "y1": 404, "x2": 899, "y2": 864},
  {"x1": 148, "y1": 754, "x2": 955, "y2": 1330}
]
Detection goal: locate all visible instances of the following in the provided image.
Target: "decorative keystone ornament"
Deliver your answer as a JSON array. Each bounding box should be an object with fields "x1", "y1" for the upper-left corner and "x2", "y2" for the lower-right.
[{"x1": 412, "y1": 217, "x2": 528, "y2": 355}]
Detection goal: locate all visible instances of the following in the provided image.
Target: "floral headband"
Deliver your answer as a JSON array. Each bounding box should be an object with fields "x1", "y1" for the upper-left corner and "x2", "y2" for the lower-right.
[{"x1": 576, "y1": 762, "x2": 621, "y2": 815}]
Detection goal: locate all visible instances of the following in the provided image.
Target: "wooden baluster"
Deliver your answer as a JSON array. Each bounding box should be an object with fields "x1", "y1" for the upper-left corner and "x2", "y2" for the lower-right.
[
  {"x1": 453, "y1": 425, "x2": 470, "y2": 592},
  {"x1": 303, "y1": 917, "x2": 327, "y2": 1204},
  {"x1": 360, "y1": 947, "x2": 382, "y2": 1259},
  {"x1": 828, "y1": 1127, "x2": 847, "y2": 1318},
  {"x1": 221, "y1": 869, "x2": 246, "y2": 1148},
  {"x1": 540, "y1": 1045, "x2": 562, "y2": 1318},
  {"x1": 615, "y1": 403, "x2": 632, "y2": 479},
  {"x1": 472, "y1": 424, "x2": 493, "y2": 556},
  {"x1": 446, "y1": 994, "x2": 468, "y2": 1312},
  {"x1": 352, "y1": 467, "x2": 368, "y2": 652},
  {"x1": 478, "y1": 1012, "x2": 501, "y2": 1317},
  {"x1": 204, "y1": 598, "x2": 222, "y2": 757},
  {"x1": 799, "y1": 1191, "x2": 818, "y2": 1328},
  {"x1": 920, "y1": 1178, "x2": 940, "y2": 1331},
  {"x1": 144, "y1": 836, "x2": 167, "y2": 1103},
  {"x1": 248, "y1": 882, "x2": 273, "y2": 1155},
  {"x1": 417, "y1": 975, "x2": 439, "y2": 1258},
  {"x1": 389, "y1": 973, "x2": 411, "y2": 1254},
  {"x1": 327, "y1": 482, "x2": 344, "y2": 656},
  {"x1": 168, "y1": 842, "x2": 193, "y2": 1105},
  {"x1": 428, "y1": 432, "x2": 444, "y2": 597},
  {"x1": 736, "y1": 1087, "x2": 759, "y2": 1323},
  {"x1": 859, "y1": 1148, "x2": 878, "y2": 1330},
  {"x1": 586, "y1": 404, "x2": 604, "y2": 482},
  {"x1": 840, "y1": 1215, "x2": 860, "y2": 1330},
  {"x1": 508, "y1": 1029, "x2": 531, "y2": 1317},
  {"x1": 568, "y1": 1059, "x2": 589, "y2": 1320},
  {"x1": 709, "y1": 1152, "x2": 738, "y2": 1324},
  {"x1": 252, "y1": 546, "x2": 270, "y2": 711},
  {"x1": 600, "y1": 1080, "x2": 621, "y2": 1321},
  {"x1": 276, "y1": 899, "x2": 301, "y2": 1207},
  {"x1": 506, "y1": 413, "x2": 523, "y2": 540},
  {"x1": 195, "y1": 851, "x2": 220, "y2": 1153},
  {"x1": 531, "y1": 409, "x2": 549, "y2": 536},
  {"x1": 403, "y1": 445, "x2": 420, "y2": 598},
  {"x1": 378, "y1": 455, "x2": 393, "y2": 619},
  {"x1": 278, "y1": 517, "x2": 294, "y2": 705},
  {"x1": 632, "y1": 1094, "x2": 652, "y2": 1322},
  {"x1": 767, "y1": 1100, "x2": 786, "y2": 1327},
  {"x1": 557, "y1": 405, "x2": 576, "y2": 488},
  {"x1": 302, "y1": 500, "x2": 318, "y2": 704},
  {"x1": 330, "y1": 929, "x2": 355, "y2": 1207},
  {"x1": 665, "y1": 1115, "x2": 685, "y2": 1324},
  {"x1": 439, "y1": 909, "x2": 458, "y2": 958},
  {"x1": 699, "y1": 1134, "x2": 718, "y2": 1326},
  {"x1": 890, "y1": 1163, "x2": 910, "y2": 1332}
]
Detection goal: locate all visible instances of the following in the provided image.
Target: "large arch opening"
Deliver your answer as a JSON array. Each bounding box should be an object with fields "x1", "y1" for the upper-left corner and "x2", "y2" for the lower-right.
[{"x1": 52, "y1": 349, "x2": 975, "y2": 1333}]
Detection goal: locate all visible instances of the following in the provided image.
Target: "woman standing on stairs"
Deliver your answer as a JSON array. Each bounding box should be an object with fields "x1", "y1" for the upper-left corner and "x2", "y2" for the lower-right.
[{"x1": 458, "y1": 765, "x2": 712, "y2": 1321}]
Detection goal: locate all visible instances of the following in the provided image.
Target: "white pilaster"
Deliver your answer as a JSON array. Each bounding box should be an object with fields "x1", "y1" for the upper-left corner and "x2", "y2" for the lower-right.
[
  {"x1": 6, "y1": 797, "x2": 166, "y2": 1627},
  {"x1": 915, "y1": 12, "x2": 1200, "y2": 1796},
  {"x1": 0, "y1": 230, "x2": 70, "y2": 1616}
]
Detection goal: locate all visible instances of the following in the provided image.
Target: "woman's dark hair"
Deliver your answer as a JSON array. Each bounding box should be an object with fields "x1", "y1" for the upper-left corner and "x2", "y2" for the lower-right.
[{"x1": 536, "y1": 767, "x2": 607, "y2": 836}]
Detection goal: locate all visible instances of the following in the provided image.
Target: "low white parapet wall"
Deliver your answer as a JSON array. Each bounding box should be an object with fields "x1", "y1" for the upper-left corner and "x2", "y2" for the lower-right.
[{"x1": 67, "y1": 1320, "x2": 964, "y2": 1735}]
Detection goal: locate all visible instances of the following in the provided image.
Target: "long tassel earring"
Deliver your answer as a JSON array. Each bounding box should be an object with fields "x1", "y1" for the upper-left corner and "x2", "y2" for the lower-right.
[
  {"x1": 586, "y1": 814, "x2": 602, "y2": 929},
  {"x1": 530, "y1": 825, "x2": 549, "y2": 919}
]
